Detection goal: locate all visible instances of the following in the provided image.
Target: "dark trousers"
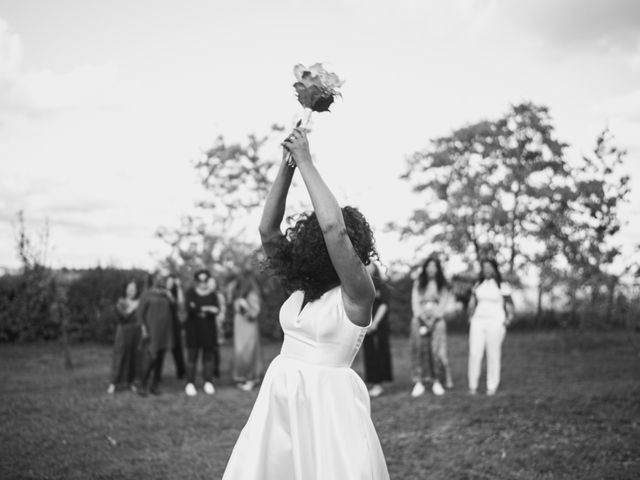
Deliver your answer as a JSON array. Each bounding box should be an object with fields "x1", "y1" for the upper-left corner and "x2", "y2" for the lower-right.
[
  {"x1": 171, "y1": 319, "x2": 186, "y2": 379},
  {"x1": 213, "y1": 346, "x2": 220, "y2": 378},
  {"x1": 140, "y1": 348, "x2": 166, "y2": 391},
  {"x1": 172, "y1": 346, "x2": 186, "y2": 379},
  {"x1": 186, "y1": 347, "x2": 215, "y2": 384}
]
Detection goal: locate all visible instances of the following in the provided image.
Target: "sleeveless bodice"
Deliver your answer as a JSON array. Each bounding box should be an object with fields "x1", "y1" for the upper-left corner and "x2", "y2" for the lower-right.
[{"x1": 279, "y1": 286, "x2": 369, "y2": 368}]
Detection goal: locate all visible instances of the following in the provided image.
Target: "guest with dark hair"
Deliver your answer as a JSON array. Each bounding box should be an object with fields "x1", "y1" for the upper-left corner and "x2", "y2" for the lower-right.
[
  {"x1": 230, "y1": 270, "x2": 262, "y2": 391},
  {"x1": 184, "y1": 269, "x2": 223, "y2": 396},
  {"x1": 166, "y1": 275, "x2": 186, "y2": 380},
  {"x1": 107, "y1": 280, "x2": 140, "y2": 394},
  {"x1": 362, "y1": 262, "x2": 393, "y2": 397},
  {"x1": 410, "y1": 255, "x2": 454, "y2": 397},
  {"x1": 136, "y1": 270, "x2": 174, "y2": 396},
  {"x1": 467, "y1": 258, "x2": 514, "y2": 396}
]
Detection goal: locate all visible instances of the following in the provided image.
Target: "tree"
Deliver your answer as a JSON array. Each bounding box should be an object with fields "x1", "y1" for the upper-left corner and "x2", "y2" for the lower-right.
[
  {"x1": 157, "y1": 124, "x2": 287, "y2": 274},
  {"x1": 156, "y1": 125, "x2": 296, "y2": 338},
  {"x1": 542, "y1": 128, "x2": 631, "y2": 325},
  {"x1": 194, "y1": 124, "x2": 286, "y2": 220},
  {"x1": 0, "y1": 212, "x2": 63, "y2": 351},
  {"x1": 393, "y1": 102, "x2": 569, "y2": 276}
]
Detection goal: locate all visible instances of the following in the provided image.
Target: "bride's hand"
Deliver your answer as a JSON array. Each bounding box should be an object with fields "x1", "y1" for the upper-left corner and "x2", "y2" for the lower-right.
[{"x1": 282, "y1": 128, "x2": 311, "y2": 166}]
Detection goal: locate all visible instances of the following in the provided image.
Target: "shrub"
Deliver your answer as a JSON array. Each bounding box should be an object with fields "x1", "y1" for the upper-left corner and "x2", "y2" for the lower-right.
[{"x1": 0, "y1": 266, "x2": 59, "y2": 342}]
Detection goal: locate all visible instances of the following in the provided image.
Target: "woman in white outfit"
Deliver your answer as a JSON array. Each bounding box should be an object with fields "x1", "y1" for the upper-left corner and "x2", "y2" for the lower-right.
[
  {"x1": 222, "y1": 126, "x2": 390, "y2": 479},
  {"x1": 467, "y1": 258, "x2": 514, "y2": 396}
]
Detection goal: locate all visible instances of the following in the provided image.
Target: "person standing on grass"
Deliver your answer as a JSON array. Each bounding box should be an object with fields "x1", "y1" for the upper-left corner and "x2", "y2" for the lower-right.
[
  {"x1": 409, "y1": 255, "x2": 454, "y2": 398},
  {"x1": 136, "y1": 270, "x2": 174, "y2": 396},
  {"x1": 107, "y1": 280, "x2": 140, "y2": 394},
  {"x1": 467, "y1": 258, "x2": 514, "y2": 396},
  {"x1": 166, "y1": 275, "x2": 186, "y2": 380},
  {"x1": 184, "y1": 269, "x2": 222, "y2": 396},
  {"x1": 222, "y1": 126, "x2": 390, "y2": 479},
  {"x1": 362, "y1": 262, "x2": 393, "y2": 397},
  {"x1": 230, "y1": 270, "x2": 263, "y2": 392}
]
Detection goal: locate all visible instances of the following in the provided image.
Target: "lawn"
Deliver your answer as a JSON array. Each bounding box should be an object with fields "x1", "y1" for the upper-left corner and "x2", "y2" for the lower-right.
[{"x1": 1, "y1": 330, "x2": 639, "y2": 479}]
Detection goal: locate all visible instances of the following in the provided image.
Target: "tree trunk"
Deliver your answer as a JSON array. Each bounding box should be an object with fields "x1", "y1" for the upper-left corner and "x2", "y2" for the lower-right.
[
  {"x1": 606, "y1": 277, "x2": 617, "y2": 325},
  {"x1": 536, "y1": 280, "x2": 544, "y2": 328},
  {"x1": 56, "y1": 284, "x2": 73, "y2": 370},
  {"x1": 62, "y1": 311, "x2": 73, "y2": 370},
  {"x1": 570, "y1": 286, "x2": 579, "y2": 329},
  {"x1": 509, "y1": 182, "x2": 521, "y2": 275}
]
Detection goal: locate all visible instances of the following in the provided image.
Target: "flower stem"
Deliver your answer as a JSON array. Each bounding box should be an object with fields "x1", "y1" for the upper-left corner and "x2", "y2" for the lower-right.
[{"x1": 285, "y1": 109, "x2": 312, "y2": 168}]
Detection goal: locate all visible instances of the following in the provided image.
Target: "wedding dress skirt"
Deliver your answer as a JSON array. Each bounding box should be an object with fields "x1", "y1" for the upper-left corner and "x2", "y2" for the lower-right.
[{"x1": 222, "y1": 286, "x2": 390, "y2": 480}]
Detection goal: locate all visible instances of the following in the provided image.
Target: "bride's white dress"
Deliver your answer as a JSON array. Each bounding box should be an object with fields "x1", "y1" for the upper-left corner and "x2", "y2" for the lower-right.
[{"x1": 222, "y1": 286, "x2": 390, "y2": 480}]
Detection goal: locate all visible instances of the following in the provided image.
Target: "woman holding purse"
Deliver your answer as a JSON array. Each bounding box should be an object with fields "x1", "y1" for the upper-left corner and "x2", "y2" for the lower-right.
[{"x1": 410, "y1": 255, "x2": 454, "y2": 397}]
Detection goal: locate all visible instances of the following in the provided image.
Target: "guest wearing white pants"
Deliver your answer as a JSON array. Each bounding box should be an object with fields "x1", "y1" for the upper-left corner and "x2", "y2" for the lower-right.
[{"x1": 467, "y1": 259, "x2": 514, "y2": 396}]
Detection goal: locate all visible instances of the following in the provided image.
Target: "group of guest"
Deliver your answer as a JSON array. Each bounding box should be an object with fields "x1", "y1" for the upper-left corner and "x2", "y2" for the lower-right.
[
  {"x1": 108, "y1": 256, "x2": 514, "y2": 399},
  {"x1": 359, "y1": 255, "x2": 514, "y2": 399},
  {"x1": 107, "y1": 267, "x2": 262, "y2": 397},
  {"x1": 408, "y1": 255, "x2": 514, "y2": 397}
]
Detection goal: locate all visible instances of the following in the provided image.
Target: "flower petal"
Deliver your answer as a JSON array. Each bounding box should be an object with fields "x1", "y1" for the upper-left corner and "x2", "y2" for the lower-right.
[{"x1": 293, "y1": 64, "x2": 307, "y2": 81}]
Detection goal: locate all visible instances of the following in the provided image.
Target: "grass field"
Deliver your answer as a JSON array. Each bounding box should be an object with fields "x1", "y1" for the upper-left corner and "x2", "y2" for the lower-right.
[{"x1": 1, "y1": 330, "x2": 639, "y2": 480}]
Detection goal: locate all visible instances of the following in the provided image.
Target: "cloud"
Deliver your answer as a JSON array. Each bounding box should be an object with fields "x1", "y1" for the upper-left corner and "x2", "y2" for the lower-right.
[
  {"x1": 23, "y1": 64, "x2": 119, "y2": 111},
  {"x1": 0, "y1": 18, "x2": 21, "y2": 77},
  {"x1": 594, "y1": 88, "x2": 640, "y2": 124},
  {"x1": 0, "y1": 18, "x2": 120, "y2": 121},
  {"x1": 483, "y1": 0, "x2": 640, "y2": 54}
]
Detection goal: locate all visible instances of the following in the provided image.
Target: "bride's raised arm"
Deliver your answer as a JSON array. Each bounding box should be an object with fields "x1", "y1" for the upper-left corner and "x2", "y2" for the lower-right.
[
  {"x1": 283, "y1": 128, "x2": 375, "y2": 327},
  {"x1": 258, "y1": 149, "x2": 296, "y2": 259}
]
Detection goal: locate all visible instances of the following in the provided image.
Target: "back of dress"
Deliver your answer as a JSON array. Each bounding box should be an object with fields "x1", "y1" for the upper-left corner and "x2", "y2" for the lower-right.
[{"x1": 279, "y1": 286, "x2": 367, "y2": 368}]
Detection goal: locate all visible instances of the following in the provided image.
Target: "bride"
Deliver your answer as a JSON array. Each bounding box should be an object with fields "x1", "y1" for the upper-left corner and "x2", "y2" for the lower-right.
[{"x1": 222, "y1": 127, "x2": 390, "y2": 479}]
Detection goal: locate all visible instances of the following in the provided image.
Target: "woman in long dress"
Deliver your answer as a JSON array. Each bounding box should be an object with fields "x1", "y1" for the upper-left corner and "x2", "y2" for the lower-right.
[
  {"x1": 362, "y1": 262, "x2": 393, "y2": 397},
  {"x1": 222, "y1": 127, "x2": 390, "y2": 479},
  {"x1": 107, "y1": 280, "x2": 140, "y2": 394},
  {"x1": 231, "y1": 272, "x2": 262, "y2": 391}
]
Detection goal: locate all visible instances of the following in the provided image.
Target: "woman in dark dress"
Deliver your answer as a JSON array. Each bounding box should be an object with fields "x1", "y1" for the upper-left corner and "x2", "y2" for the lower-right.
[
  {"x1": 136, "y1": 270, "x2": 174, "y2": 396},
  {"x1": 107, "y1": 280, "x2": 140, "y2": 394},
  {"x1": 363, "y1": 263, "x2": 393, "y2": 397},
  {"x1": 184, "y1": 269, "x2": 222, "y2": 396}
]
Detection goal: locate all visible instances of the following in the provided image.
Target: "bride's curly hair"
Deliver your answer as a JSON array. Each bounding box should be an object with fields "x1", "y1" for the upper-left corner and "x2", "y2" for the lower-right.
[{"x1": 265, "y1": 206, "x2": 377, "y2": 302}]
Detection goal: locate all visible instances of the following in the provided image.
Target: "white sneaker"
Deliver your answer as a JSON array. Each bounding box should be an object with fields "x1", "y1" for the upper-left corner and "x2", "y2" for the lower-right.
[
  {"x1": 486, "y1": 388, "x2": 497, "y2": 396},
  {"x1": 432, "y1": 381, "x2": 445, "y2": 396},
  {"x1": 203, "y1": 382, "x2": 216, "y2": 395},
  {"x1": 107, "y1": 384, "x2": 115, "y2": 395},
  {"x1": 185, "y1": 383, "x2": 197, "y2": 397},
  {"x1": 411, "y1": 382, "x2": 426, "y2": 397},
  {"x1": 239, "y1": 380, "x2": 255, "y2": 392},
  {"x1": 369, "y1": 384, "x2": 384, "y2": 398}
]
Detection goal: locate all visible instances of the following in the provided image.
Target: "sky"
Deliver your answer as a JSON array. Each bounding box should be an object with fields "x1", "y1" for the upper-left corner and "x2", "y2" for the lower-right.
[{"x1": 1, "y1": 0, "x2": 639, "y2": 272}]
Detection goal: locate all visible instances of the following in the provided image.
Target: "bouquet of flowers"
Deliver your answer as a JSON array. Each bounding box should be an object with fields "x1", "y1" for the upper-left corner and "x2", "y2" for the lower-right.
[
  {"x1": 285, "y1": 63, "x2": 344, "y2": 167},
  {"x1": 293, "y1": 63, "x2": 344, "y2": 112}
]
